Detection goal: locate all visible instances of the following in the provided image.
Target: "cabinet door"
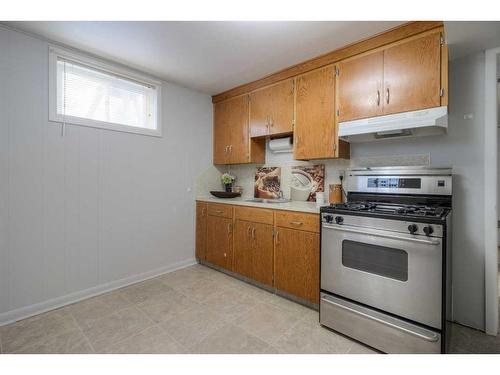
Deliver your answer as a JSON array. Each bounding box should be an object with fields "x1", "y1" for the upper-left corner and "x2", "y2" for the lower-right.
[
  {"x1": 383, "y1": 32, "x2": 441, "y2": 115},
  {"x1": 269, "y1": 79, "x2": 294, "y2": 136},
  {"x1": 337, "y1": 51, "x2": 384, "y2": 122},
  {"x1": 195, "y1": 202, "x2": 207, "y2": 261},
  {"x1": 249, "y1": 87, "x2": 272, "y2": 138},
  {"x1": 233, "y1": 220, "x2": 253, "y2": 279},
  {"x1": 213, "y1": 100, "x2": 230, "y2": 164},
  {"x1": 227, "y1": 95, "x2": 250, "y2": 164},
  {"x1": 206, "y1": 215, "x2": 233, "y2": 271},
  {"x1": 252, "y1": 222, "x2": 274, "y2": 287},
  {"x1": 294, "y1": 65, "x2": 336, "y2": 160},
  {"x1": 250, "y1": 79, "x2": 295, "y2": 138},
  {"x1": 275, "y1": 227, "x2": 320, "y2": 304}
]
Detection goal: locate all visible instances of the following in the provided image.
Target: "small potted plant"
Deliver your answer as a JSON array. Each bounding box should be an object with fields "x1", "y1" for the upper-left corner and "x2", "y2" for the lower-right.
[{"x1": 221, "y1": 173, "x2": 236, "y2": 192}]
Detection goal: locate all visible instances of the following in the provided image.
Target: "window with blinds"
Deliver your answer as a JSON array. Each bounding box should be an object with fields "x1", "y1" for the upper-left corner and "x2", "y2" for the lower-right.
[{"x1": 49, "y1": 47, "x2": 161, "y2": 136}]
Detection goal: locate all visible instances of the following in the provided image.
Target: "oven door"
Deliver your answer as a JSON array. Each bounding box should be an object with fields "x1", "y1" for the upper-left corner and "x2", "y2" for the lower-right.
[{"x1": 321, "y1": 222, "x2": 442, "y2": 329}]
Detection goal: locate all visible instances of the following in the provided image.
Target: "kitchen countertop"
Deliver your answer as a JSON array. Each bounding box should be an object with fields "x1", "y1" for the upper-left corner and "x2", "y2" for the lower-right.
[{"x1": 196, "y1": 196, "x2": 321, "y2": 214}]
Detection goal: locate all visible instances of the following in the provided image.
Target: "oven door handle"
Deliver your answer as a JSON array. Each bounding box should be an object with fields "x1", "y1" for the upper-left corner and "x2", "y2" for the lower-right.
[{"x1": 322, "y1": 223, "x2": 441, "y2": 246}]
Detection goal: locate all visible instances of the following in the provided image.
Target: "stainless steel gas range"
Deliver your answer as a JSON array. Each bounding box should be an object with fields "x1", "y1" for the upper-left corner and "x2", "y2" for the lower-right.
[{"x1": 319, "y1": 167, "x2": 452, "y2": 354}]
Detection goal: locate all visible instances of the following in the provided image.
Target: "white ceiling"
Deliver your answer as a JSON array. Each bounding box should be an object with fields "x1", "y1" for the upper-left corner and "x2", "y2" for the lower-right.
[
  {"x1": 5, "y1": 21, "x2": 404, "y2": 95},
  {"x1": 7, "y1": 21, "x2": 500, "y2": 95},
  {"x1": 444, "y1": 21, "x2": 500, "y2": 60}
]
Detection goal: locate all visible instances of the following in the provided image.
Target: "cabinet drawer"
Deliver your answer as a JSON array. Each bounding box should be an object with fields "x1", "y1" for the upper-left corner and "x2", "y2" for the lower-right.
[
  {"x1": 275, "y1": 211, "x2": 319, "y2": 233},
  {"x1": 207, "y1": 203, "x2": 233, "y2": 218},
  {"x1": 234, "y1": 206, "x2": 274, "y2": 225}
]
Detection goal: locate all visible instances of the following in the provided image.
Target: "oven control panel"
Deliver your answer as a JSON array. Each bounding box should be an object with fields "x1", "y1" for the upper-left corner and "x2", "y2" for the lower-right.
[{"x1": 367, "y1": 178, "x2": 421, "y2": 189}]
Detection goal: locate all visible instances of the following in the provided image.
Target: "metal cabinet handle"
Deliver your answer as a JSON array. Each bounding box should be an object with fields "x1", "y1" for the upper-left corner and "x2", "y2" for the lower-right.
[
  {"x1": 201, "y1": 208, "x2": 206, "y2": 216},
  {"x1": 266, "y1": 115, "x2": 270, "y2": 130},
  {"x1": 376, "y1": 90, "x2": 380, "y2": 106},
  {"x1": 275, "y1": 230, "x2": 279, "y2": 244},
  {"x1": 227, "y1": 223, "x2": 232, "y2": 234},
  {"x1": 229, "y1": 145, "x2": 233, "y2": 153},
  {"x1": 252, "y1": 227, "x2": 256, "y2": 239},
  {"x1": 270, "y1": 116, "x2": 274, "y2": 127},
  {"x1": 214, "y1": 209, "x2": 223, "y2": 214},
  {"x1": 386, "y1": 87, "x2": 390, "y2": 104},
  {"x1": 290, "y1": 221, "x2": 303, "y2": 226},
  {"x1": 247, "y1": 226, "x2": 252, "y2": 238}
]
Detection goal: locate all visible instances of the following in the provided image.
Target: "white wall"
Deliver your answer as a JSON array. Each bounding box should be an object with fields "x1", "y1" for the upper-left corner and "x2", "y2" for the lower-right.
[
  {"x1": 0, "y1": 27, "x2": 213, "y2": 323},
  {"x1": 350, "y1": 52, "x2": 487, "y2": 331}
]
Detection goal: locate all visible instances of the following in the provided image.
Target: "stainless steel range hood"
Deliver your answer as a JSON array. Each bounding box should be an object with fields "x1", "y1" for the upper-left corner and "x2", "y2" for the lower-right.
[{"x1": 338, "y1": 106, "x2": 448, "y2": 143}]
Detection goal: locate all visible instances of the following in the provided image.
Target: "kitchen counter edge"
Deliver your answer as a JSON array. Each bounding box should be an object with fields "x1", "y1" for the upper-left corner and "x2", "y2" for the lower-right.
[{"x1": 195, "y1": 197, "x2": 320, "y2": 214}]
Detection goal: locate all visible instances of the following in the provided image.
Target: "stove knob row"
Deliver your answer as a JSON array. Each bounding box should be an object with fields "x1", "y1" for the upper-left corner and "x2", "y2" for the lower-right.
[
  {"x1": 335, "y1": 216, "x2": 344, "y2": 225},
  {"x1": 407, "y1": 224, "x2": 418, "y2": 234},
  {"x1": 324, "y1": 215, "x2": 334, "y2": 223}
]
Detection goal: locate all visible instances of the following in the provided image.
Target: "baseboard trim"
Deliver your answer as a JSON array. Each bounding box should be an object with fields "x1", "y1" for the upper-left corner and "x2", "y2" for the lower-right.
[{"x1": 0, "y1": 258, "x2": 197, "y2": 326}]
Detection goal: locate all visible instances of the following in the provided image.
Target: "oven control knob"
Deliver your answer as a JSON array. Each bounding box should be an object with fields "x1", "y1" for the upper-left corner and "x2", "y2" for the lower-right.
[
  {"x1": 324, "y1": 215, "x2": 334, "y2": 223},
  {"x1": 408, "y1": 224, "x2": 418, "y2": 234},
  {"x1": 423, "y1": 226, "x2": 434, "y2": 236},
  {"x1": 335, "y1": 216, "x2": 344, "y2": 224}
]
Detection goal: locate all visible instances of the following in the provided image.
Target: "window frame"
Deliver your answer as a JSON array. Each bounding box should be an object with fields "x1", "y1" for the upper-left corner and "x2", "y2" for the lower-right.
[{"x1": 48, "y1": 46, "x2": 162, "y2": 137}]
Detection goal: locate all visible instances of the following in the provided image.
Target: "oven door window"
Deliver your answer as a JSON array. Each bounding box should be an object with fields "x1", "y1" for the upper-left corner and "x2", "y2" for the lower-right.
[{"x1": 341, "y1": 240, "x2": 408, "y2": 282}]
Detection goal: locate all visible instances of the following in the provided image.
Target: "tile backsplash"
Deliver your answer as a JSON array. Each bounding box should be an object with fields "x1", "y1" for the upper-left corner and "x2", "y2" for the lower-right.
[{"x1": 196, "y1": 140, "x2": 430, "y2": 201}]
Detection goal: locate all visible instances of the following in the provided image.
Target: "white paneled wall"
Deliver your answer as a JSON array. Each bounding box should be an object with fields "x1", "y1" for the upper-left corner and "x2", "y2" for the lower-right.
[{"x1": 0, "y1": 27, "x2": 213, "y2": 323}]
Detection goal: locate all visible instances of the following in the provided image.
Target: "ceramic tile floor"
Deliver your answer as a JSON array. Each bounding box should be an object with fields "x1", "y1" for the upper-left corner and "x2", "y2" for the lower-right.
[{"x1": 0, "y1": 264, "x2": 497, "y2": 354}]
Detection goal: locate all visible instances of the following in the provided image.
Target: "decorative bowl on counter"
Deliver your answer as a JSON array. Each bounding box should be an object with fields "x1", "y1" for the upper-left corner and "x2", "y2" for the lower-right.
[{"x1": 210, "y1": 191, "x2": 242, "y2": 199}]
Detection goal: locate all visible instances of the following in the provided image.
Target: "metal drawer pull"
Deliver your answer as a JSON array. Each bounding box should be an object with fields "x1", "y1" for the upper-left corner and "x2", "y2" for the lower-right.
[
  {"x1": 214, "y1": 210, "x2": 223, "y2": 214},
  {"x1": 321, "y1": 296, "x2": 439, "y2": 343},
  {"x1": 322, "y1": 223, "x2": 440, "y2": 245},
  {"x1": 290, "y1": 221, "x2": 303, "y2": 226}
]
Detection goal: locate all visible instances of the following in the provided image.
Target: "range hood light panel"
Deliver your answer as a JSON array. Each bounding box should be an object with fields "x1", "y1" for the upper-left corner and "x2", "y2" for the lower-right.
[{"x1": 338, "y1": 106, "x2": 448, "y2": 143}]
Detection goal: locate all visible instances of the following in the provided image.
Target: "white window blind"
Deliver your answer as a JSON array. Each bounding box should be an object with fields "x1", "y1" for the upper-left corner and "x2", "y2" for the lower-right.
[{"x1": 49, "y1": 47, "x2": 161, "y2": 136}]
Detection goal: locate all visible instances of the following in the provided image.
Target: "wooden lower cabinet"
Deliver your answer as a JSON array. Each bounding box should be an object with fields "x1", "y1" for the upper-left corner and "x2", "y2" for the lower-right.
[
  {"x1": 233, "y1": 219, "x2": 274, "y2": 287},
  {"x1": 251, "y1": 222, "x2": 274, "y2": 286},
  {"x1": 233, "y1": 220, "x2": 253, "y2": 279},
  {"x1": 195, "y1": 202, "x2": 207, "y2": 261},
  {"x1": 197, "y1": 202, "x2": 320, "y2": 305},
  {"x1": 206, "y1": 215, "x2": 233, "y2": 271},
  {"x1": 274, "y1": 227, "x2": 320, "y2": 304}
]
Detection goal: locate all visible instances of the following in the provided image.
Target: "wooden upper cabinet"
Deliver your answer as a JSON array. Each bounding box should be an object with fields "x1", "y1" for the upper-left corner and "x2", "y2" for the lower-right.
[
  {"x1": 213, "y1": 100, "x2": 230, "y2": 164},
  {"x1": 294, "y1": 65, "x2": 336, "y2": 160},
  {"x1": 213, "y1": 95, "x2": 265, "y2": 165},
  {"x1": 337, "y1": 51, "x2": 384, "y2": 122},
  {"x1": 383, "y1": 32, "x2": 442, "y2": 115},
  {"x1": 249, "y1": 87, "x2": 272, "y2": 138},
  {"x1": 249, "y1": 79, "x2": 294, "y2": 138},
  {"x1": 228, "y1": 95, "x2": 250, "y2": 164}
]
